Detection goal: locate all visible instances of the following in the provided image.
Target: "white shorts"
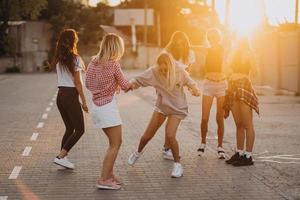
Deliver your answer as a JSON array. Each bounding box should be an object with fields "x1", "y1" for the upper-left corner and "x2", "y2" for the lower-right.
[
  {"x1": 202, "y1": 79, "x2": 227, "y2": 98},
  {"x1": 91, "y1": 98, "x2": 122, "y2": 129}
]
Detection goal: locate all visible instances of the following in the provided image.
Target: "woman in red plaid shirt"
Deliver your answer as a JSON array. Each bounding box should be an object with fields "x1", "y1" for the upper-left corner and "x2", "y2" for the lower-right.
[
  {"x1": 85, "y1": 34, "x2": 132, "y2": 190},
  {"x1": 224, "y1": 37, "x2": 259, "y2": 167}
]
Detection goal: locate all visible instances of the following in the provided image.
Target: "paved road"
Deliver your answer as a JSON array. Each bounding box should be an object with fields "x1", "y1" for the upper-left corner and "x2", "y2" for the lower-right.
[{"x1": 0, "y1": 72, "x2": 299, "y2": 200}]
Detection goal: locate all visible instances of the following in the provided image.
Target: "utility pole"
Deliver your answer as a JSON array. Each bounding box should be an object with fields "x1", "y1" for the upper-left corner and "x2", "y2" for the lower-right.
[
  {"x1": 225, "y1": 0, "x2": 231, "y2": 27},
  {"x1": 144, "y1": 0, "x2": 149, "y2": 67},
  {"x1": 295, "y1": 0, "x2": 299, "y2": 24},
  {"x1": 211, "y1": 0, "x2": 215, "y2": 11}
]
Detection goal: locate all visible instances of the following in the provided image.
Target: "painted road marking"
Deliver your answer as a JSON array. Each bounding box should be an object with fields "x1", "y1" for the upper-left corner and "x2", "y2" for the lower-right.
[
  {"x1": 37, "y1": 122, "x2": 44, "y2": 129},
  {"x1": 0, "y1": 196, "x2": 8, "y2": 200},
  {"x1": 30, "y1": 133, "x2": 39, "y2": 141},
  {"x1": 46, "y1": 107, "x2": 51, "y2": 112},
  {"x1": 8, "y1": 166, "x2": 22, "y2": 179},
  {"x1": 22, "y1": 146, "x2": 32, "y2": 156},
  {"x1": 49, "y1": 102, "x2": 54, "y2": 106},
  {"x1": 42, "y1": 113, "x2": 48, "y2": 119}
]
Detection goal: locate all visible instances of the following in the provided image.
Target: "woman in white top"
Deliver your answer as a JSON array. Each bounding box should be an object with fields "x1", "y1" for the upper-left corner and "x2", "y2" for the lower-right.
[
  {"x1": 162, "y1": 31, "x2": 196, "y2": 160},
  {"x1": 51, "y1": 29, "x2": 88, "y2": 169}
]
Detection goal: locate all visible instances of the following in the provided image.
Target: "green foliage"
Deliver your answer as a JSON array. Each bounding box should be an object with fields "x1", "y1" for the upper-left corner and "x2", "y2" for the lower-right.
[
  {"x1": 0, "y1": 0, "x2": 47, "y2": 56},
  {"x1": 118, "y1": 0, "x2": 216, "y2": 46},
  {"x1": 40, "y1": 0, "x2": 113, "y2": 60},
  {"x1": 5, "y1": 65, "x2": 20, "y2": 73}
]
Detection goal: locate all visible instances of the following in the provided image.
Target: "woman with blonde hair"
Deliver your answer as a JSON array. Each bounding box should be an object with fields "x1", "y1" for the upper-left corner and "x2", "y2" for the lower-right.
[
  {"x1": 128, "y1": 53, "x2": 200, "y2": 178},
  {"x1": 85, "y1": 33, "x2": 132, "y2": 190},
  {"x1": 162, "y1": 31, "x2": 196, "y2": 160},
  {"x1": 223, "y1": 37, "x2": 259, "y2": 166},
  {"x1": 198, "y1": 28, "x2": 227, "y2": 159}
]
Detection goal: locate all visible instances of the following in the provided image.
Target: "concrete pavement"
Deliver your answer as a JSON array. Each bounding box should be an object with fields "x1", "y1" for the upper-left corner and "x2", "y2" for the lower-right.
[{"x1": 0, "y1": 72, "x2": 299, "y2": 200}]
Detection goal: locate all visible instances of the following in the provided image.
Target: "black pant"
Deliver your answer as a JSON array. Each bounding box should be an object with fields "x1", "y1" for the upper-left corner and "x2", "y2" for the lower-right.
[{"x1": 57, "y1": 87, "x2": 84, "y2": 152}]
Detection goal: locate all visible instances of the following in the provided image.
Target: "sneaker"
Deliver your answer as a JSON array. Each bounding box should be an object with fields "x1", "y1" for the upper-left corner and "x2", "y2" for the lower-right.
[
  {"x1": 112, "y1": 175, "x2": 122, "y2": 185},
  {"x1": 171, "y1": 162, "x2": 183, "y2": 178},
  {"x1": 232, "y1": 155, "x2": 254, "y2": 167},
  {"x1": 53, "y1": 156, "x2": 74, "y2": 169},
  {"x1": 163, "y1": 149, "x2": 174, "y2": 160},
  {"x1": 128, "y1": 151, "x2": 141, "y2": 166},
  {"x1": 217, "y1": 147, "x2": 226, "y2": 159},
  {"x1": 197, "y1": 143, "x2": 206, "y2": 156},
  {"x1": 96, "y1": 179, "x2": 121, "y2": 190},
  {"x1": 225, "y1": 152, "x2": 241, "y2": 164}
]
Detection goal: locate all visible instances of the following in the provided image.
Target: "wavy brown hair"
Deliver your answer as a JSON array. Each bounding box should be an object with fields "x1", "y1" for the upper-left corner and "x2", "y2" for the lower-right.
[
  {"x1": 165, "y1": 31, "x2": 190, "y2": 64},
  {"x1": 51, "y1": 29, "x2": 79, "y2": 75}
]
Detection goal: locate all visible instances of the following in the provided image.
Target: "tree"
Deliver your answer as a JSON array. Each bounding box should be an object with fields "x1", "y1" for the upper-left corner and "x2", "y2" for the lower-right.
[
  {"x1": 40, "y1": 0, "x2": 113, "y2": 60},
  {"x1": 0, "y1": 0, "x2": 47, "y2": 56},
  {"x1": 117, "y1": 0, "x2": 215, "y2": 46}
]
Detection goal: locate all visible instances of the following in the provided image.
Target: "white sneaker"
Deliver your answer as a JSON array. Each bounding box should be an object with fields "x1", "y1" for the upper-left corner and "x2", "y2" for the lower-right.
[
  {"x1": 197, "y1": 143, "x2": 206, "y2": 156},
  {"x1": 171, "y1": 162, "x2": 183, "y2": 178},
  {"x1": 163, "y1": 149, "x2": 174, "y2": 160},
  {"x1": 54, "y1": 156, "x2": 74, "y2": 169},
  {"x1": 128, "y1": 151, "x2": 141, "y2": 166},
  {"x1": 217, "y1": 147, "x2": 226, "y2": 159}
]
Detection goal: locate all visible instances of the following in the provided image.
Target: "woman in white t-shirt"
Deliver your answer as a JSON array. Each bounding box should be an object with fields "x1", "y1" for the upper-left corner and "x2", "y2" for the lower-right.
[
  {"x1": 51, "y1": 29, "x2": 88, "y2": 169},
  {"x1": 162, "y1": 31, "x2": 196, "y2": 160}
]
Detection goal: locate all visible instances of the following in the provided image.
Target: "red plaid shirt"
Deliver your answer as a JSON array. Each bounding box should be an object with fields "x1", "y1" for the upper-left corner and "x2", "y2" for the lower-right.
[{"x1": 85, "y1": 59, "x2": 130, "y2": 106}]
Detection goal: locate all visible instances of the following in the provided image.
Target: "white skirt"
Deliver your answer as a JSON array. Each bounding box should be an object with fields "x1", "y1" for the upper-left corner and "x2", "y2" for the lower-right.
[{"x1": 91, "y1": 98, "x2": 122, "y2": 129}]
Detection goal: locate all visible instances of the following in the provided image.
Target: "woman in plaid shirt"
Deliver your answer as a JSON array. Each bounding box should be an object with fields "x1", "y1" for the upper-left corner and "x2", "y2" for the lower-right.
[
  {"x1": 224, "y1": 37, "x2": 259, "y2": 167},
  {"x1": 85, "y1": 34, "x2": 132, "y2": 190}
]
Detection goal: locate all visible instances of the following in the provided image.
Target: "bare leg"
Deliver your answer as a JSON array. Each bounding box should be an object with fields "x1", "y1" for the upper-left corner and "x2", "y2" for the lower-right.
[
  {"x1": 165, "y1": 116, "x2": 181, "y2": 162},
  {"x1": 240, "y1": 102, "x2": 255, "y2": 152},
  {"x1": 101, "y1": 125, "x2": 122, "y2": 180},
  {"x1": 201, "y1": 95, "x2": 214, "y2": 144},
  {"x1": 216, "y1": 96, "x2": 225, "y2": 147},
  {"x1": 138, "y1": 111, "x2": 166, "y2": 152},
  {"x1": 231, "y1": 101, "x2": 245, "y2": 151}
]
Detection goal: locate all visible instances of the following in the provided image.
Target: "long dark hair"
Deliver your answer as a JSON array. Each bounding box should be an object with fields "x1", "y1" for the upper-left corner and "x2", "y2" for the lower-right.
[
  {"x1": 165, "y1": 31, "x2": 190, "y2": 64},
  {"x1": 51, "y1": 29, "x2": 79, "y2": 75}
]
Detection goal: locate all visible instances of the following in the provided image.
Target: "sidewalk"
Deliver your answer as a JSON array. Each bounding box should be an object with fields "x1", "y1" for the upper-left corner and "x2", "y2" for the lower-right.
[{"x1": 0, "y1": 72, "x2": 299, "y2": 200}]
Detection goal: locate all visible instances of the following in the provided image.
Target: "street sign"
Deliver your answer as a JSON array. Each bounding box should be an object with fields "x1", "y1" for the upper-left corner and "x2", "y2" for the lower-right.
[{"x1": 114, "y1": 9, "x2": 154, "y2": 26}]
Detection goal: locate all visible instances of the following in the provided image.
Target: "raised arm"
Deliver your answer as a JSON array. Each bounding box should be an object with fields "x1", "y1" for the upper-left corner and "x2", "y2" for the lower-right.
[{"x1": 130, "y1": 67, "x2": 155, "y2": 89}]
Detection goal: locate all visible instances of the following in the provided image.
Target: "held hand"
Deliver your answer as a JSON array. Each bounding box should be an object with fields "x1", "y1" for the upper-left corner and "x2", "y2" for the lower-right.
[
  {"x1": 81, "y1": 103, "x2": 89, "y2": 113},
  {"x1": 116, "y1": 86, "x2": 121, "y2": 94}
]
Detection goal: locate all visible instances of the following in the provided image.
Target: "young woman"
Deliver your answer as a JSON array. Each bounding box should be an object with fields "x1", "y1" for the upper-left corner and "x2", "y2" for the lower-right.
[
  {"x1": 127, "y1": 53, "x2": 200, "y2": 178},
  {"x1": 52, "y1": 29, "x2": 88, "y2": 169},
  {"x1": 223, "y1": 38, "x2": 259, "y2": 166},
  {"x1": 85, "y1": 34, "x2": 132, "y2": 190},
  {"x1": 162, "y1": 31, "x2": 196, "y2": 160},
  {"x1": 197, "y1": 29, "x2": 227, "y2": 159}
]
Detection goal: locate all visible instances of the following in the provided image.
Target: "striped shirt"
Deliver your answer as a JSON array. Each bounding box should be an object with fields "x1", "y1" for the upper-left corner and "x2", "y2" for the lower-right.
[{"x1": 85, "y1": 59, "x2": 130, "y2": 106}]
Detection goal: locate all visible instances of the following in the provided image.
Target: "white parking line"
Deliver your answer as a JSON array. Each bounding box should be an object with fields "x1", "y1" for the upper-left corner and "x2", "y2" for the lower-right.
[
  {"x1": 46, "y1": 107, "x2": 51, "y2": 112},
  {"x1": 22, "y1": 146, "x2": 32, "y2": 156},
  {"x1": 36, "y1": 122, "x2": 44, "y2": 129},
  {"x1": 30, "y1": 133, "x2": 39, "y2": 141},
  {"x1": 8, "y1": 166, "x2": 22, "y2": 179},
  {"x1": 49, "y1": 102, "x2": 54, "y2": 106},
  {"x1": 42, "y1": 113, "x2": 48, "y2": 119},
  {"x1": 0, "y1": 196, "x2": 8, "y2": 200}
]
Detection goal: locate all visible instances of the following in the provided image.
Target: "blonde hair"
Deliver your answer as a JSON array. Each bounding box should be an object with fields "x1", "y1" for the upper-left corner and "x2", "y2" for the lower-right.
[
  {"x1": 165, "y1": 31, "x2": 190, "y2": 64},
  {"x1": 206, "y1": 28, "x2": 222, "y2": 47},
  {"x1": 156, "y1": 53, "x2": 177, "y2": 91},
  {"x1": 94, "y1": 33, "x2": 124, "y2": 62}
]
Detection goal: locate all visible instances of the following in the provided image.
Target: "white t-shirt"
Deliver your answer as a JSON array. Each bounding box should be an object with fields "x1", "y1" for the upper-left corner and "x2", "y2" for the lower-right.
[
  {"x1": 176, "y1": 50, "x2": 196, "y2": 70},
  {"x1": 56, "y1": 56, "x2": 84, "y2": 87}
]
